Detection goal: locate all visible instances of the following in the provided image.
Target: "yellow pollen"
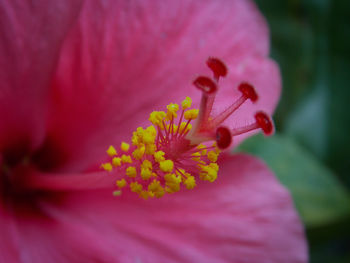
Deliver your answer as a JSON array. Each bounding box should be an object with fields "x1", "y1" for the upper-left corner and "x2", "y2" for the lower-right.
[
  {"x1": 126, "y1": 166, "x2": 137, "y2": 177},
  {"x1": 130, "y1": 182, "x2": 143, "y2": 193},
  {"x1": 102, "y1": 96, "x2": 222, "y2": 200},
  {"x1": 101, "y1": 163, "x2": 113, "y2": 172},
  {"x1": 184, "y1": 109, "x2": 199, "y2": 120},
  {"x1": 197, "y1": 144, "x2": 207, "y2": 155},
  {"x1": 182, "y1": 96, "x2": 192, "y2": 110},
  {"x1": 116, "y1": 179, "x2": 127, "y2": 188},
  {"x1": 149, "y1": 111, "x2": 166, "y2": 127},
  {"x1": 207, "y1": 151, "x2": 218, "y2": 162},
  {"x1": 184, "y1": 176, "x2": 196, "y2": 189},
  {"x1": 166, "y1": 103, "x2": 179, "y2": 119},
  {"x1": 141, "y1": 160, "x2": 153, "y2": 170},
  {"x1": 106, "y1": 145, "x2": 117, "y2": 156},
  {"x1": 141, "y1": 167, "x2": 152, "y2": 180},
  {"x1": 159, "y1": 160, "x2": 174, "y2": 173},
  {"x1": 121, "y1": 154, "x2": 132, "y2": 163},
  {"x1": 140, "y1": 191, "x2": 152, "y2": 200},
  {"x1": 112, "y1": 157, "x2": 122, "y2": 167},
  {"x1": 154, "y1": 151, "x2": 165, "y2": 162},
  {"x1": 179, "y1": 122, "x2": 192, "y2": 133},
  {"x1": 113, "y1": 190, "x2": 122, "y2": 196},
  {"x1": 121, "y1": 142, "x2": 130, "y2": 152},
  {"x1": 191, "y1": 152, "x2": 201, "y2": 161},
  {"x1": 132, "y1": 145, "x2": 145, "y2": 160}
]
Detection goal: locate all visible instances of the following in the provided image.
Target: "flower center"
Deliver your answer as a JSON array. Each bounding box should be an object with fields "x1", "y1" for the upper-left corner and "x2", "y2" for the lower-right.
[{"x1": 101, "y1": 58, "x2": 274, "y2": 199}]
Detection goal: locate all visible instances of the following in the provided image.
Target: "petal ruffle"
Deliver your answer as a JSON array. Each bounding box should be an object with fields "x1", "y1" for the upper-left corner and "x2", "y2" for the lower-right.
[
  {"x1": 42, "y1": 0, "x2": 277, "y2": 171},
  {"x1": 24, "y1": 154, "x2": 307, "y2": 263}
]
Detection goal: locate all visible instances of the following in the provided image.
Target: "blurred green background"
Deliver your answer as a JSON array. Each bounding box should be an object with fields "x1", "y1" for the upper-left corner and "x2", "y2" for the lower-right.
[{"x1": 236, "y1": 1, "x2": 350, "y2": 262}]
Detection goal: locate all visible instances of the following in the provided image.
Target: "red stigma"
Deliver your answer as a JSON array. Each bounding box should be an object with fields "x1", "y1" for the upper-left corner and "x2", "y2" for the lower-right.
[
  {"x1": 193, "y1": 76, "x2": 217, "y2": 94},
  {"x1": 207, "y1": 57, "x2": 227, "y2": 79},
  {"x1": 238, "y1": 82, "x2": 258, "y2": 103},
  {"x1": 254, "y1": 112, "x2": 274, "y2": 136},
  {"x1": 215, "y1": 127, "x2": 232, "y2": 149}
]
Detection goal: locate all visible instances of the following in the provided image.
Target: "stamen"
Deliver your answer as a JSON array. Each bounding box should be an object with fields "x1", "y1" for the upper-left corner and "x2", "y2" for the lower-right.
[
  {"x1": 97, "y1": 58, "x2": 274, "y2": 200},
  {"x1": 22, "y1": 58, "x2": 275, "y2": 196}
]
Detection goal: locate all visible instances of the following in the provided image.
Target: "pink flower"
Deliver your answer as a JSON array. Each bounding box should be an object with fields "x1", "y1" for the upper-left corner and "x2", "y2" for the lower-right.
[{"x1": 0, "y1": 0, "x2": 307, "y2": 262}]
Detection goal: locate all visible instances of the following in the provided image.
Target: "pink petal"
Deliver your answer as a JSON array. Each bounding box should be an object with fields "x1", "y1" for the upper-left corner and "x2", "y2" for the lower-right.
[
  {"x1": 41, "y1": 0, "x2": 276, "y2": 171},
  {"x1": 0, "y1": 0, "x2": 83, "y2": 152},
  {"x1": 216, "y1": 57, "x2": 281, "y2": 146},
  {"x1": 17, "y1": 154, "x2": 307, "y2": 262},
  {"x1": 0, "y1": 204, "x2": 19, "y2": 262}
]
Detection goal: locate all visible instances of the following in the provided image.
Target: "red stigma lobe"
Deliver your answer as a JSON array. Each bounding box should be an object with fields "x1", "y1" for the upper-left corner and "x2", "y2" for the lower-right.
[
  {"x1": 193, "y1": 76, "x2": 217, "y2": 94},
  {"x1": 238, "y1": 82, "x2": 258, "y2": 103},
  {"x1": 215, "y1": 127, "x2": 232, "y2": 149},
  {"x1": 206, "y1": 57, "x2": 228, "y2": 80},
  {"x1": 254, "y1": 112, "x2": 274, "y2": 136}
]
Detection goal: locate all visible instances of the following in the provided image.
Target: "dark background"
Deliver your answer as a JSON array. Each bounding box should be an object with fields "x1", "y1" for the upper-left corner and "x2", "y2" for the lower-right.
[{"x1": 236, "y1": 1, "x2": 350, "y2": 262}]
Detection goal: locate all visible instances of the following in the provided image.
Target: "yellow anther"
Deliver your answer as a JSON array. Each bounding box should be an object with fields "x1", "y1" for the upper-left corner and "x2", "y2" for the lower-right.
[
  {"x1": 175, "y1": 168, "x2": 187, "y2": 177},
  {"x1": 101, "y1": 96, "x2": 222, "y2": 200},
  {"x1": 200, "y1": 165, "x2": 218, "y2": 182},
  {"x1": 121, "y1": 142, "x2": 130, "y2": 152},
  {"x1": 184, "y1": 109, "x2": 199, "y2": 120},
  {"x1": 148, "y1": 179, "x2": 161, "y2": 192},
  {"x1": 207, "y1": 151, "x2": 218, "y2": 162},
  {"x1": 164, "y1": 173, "x2": 182, "y2": 184},
  {"x1": 191, "y1": 152, "x2": 201, "y2": 161},
  {"x1": 178, "y1": 122, "x2": 192, "y2": 133},
  {"x1": 209, "y1": 162, "x2": 219, "y2": 172},
  {"x1": 181, "y1": 96, "x2": 192, "y2": 110},
  {"x1": 139, "y1": 191, "x2": 152, "y2": 200},
  {"x1": 121, "y1": 154, "x2": 132, "y2": 164},
  {"x1": 113, "y1": 190, "x2": 122, "y2": 196},
  {"x1": 130, "y1": 182, "x2": 143, "y2": 193},
  {"x1": 141, "y1": 160, "x2": 153, "y2": 170},
  {"x1": 132, "y1": 145, "x2": 145, "y2": 160},
  {"x1": 154, "y1": 187, "x2": 165, "y2": 198},
  {"x1": 172, "y1": 125, "x2": 178, "y2": 133},
  {"x1": 212, "y1": 142, "x2": 221, "y2": 154},
  {"x1": 148, "y1": 180, "x2": 165, "y2": 198},
  {"x1": 165, "y1": 183, "x2": 180, "y2": 193},
  {"x1": 146, "y1": 125, "x2": 157, "y2": 135},
  {"x1": 184, "y1": 176, "x2": 196, "y2": 189},
  {"x1": 131, "y1": 132, "x2": 140, "y2": 146},
  {"x1": 159, "y1": 160, "x2": 174, "y2": 173},
  {"x1": 154, "y1": 151, "x2": 165, "y2": 162},
  {"x1": 149, "y1": 111, "x2": 166, "y2": 126},
  {"x1": 143, "y1": 133, "x2": 155, "y2": 145},
  {"x1": 101, "y1": 163, "x2": 112, "y2": 172},
  {"x1": 197, "y1": 144, "x2": 207, "y2": 155},
  {"x1": 112, "y1": 157, "x2": 122, "y2": 167},
  {"x1": 106, "y1": 145, "x2": 117, "y2": 156},
  {"x1": 126, "y1": 166, "x2": 137, "y2": 178},
  {"x1": 166, "y1": 103, "x2": 179, "y2": 119},
  {"x1": 141, "y1": 168, "x2": 152, "y2": 180},
  {"x1": 145, "y1": 143, "x2": 156, "y2": 155},
  {"x1": 116, "y1": 179, "x2": 127, "y2": 188}
]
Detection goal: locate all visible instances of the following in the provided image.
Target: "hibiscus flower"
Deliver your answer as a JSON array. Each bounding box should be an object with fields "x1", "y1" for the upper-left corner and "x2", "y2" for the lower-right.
[{"x1": 0, "y1": 0, "x2": 307, "y2": 262}]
